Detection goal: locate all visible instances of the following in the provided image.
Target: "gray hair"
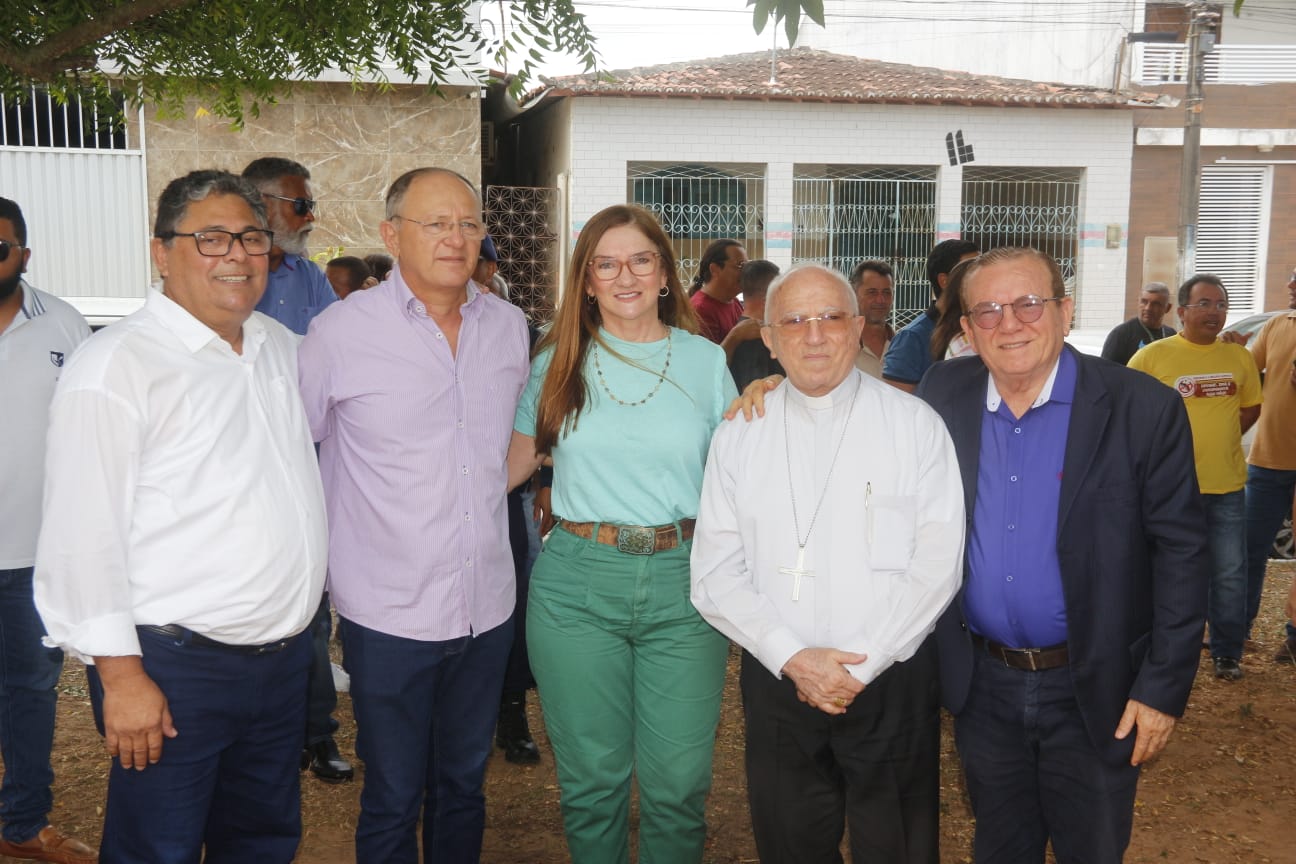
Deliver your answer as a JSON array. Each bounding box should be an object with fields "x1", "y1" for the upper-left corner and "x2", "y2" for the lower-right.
[
  {"x1": 1142, "y1": 281, "x2": 1170, "y2": 298},
  {"x1": 153, "y1": 170, "x2": 266, "y2": 239},
  {"x1": 385, "y1": 168, "x2": 481, "y2": 220},
  {"x1": 241, "y1": 157, "x2": 311, "y2": 190},
  {"x1": 764, "y1": 263, "x2": 858, "y2": 324}
]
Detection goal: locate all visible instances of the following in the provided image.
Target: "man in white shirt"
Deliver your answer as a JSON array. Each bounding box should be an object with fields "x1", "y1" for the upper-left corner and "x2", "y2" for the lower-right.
[
  {"x1": 0, "y1": 197, "x2": 95, "y2": 864},
  {"x1": 34, "y1": 171, "x2": 328, "y2": 863},
  {"x1": 691, "y1": 263, "x2": 963, "y2": 864}
]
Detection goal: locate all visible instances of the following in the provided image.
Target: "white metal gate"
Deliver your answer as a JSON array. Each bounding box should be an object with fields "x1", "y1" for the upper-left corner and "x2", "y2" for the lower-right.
[
  {"x1": 0, "y1": 89, "x2": 150, "y2": 322},
  {"x1": 960, "y1": 166, "x2": 1081, "y2": 291},
  {"x1": 793, "y1": 166, "x2": 937, "y2": 327},
  {"x1": 1196, "y1": 165, "x2": 1269, "y2": 317},
  {"x1": 628, "y1": 162, "x2": 765, "y2": 287}
]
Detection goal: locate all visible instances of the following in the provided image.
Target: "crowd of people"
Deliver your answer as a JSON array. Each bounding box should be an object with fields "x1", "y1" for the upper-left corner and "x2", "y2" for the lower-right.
[{"x1": 1, "y1": 158, "x2": 1294, "y2": 864}]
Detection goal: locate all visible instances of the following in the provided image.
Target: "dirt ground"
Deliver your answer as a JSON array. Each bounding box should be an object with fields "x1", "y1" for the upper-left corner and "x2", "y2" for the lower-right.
[{"x1": 14, "y1": 563, "x2": 1295, "y2": 864}]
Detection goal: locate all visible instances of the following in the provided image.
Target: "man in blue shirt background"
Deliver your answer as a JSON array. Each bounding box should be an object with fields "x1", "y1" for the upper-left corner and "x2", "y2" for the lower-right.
[
  {"x1": 243, "y1": 157, "x2": 338, "y2": 335},
  {"x1": 242, "y1": 157, "x2": 348, "y2": 784},
  {"x1": 882, "y1": 238, "x2": 979, "y2": 392}
]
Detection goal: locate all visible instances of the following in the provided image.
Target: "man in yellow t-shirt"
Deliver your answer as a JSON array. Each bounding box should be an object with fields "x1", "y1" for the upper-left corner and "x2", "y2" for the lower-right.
[
  {"x1": 1244, "y1": 269, "x2": 1296, "y2": 664},
  {"x1": 1129, "y1": 274, "x2": 1262, "y2": 681}
]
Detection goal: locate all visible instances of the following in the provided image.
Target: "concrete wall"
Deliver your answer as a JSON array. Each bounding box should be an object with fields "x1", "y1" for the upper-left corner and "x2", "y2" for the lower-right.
[{"x1": 143, "y1": 82, "x2": 481, "y2": 263}]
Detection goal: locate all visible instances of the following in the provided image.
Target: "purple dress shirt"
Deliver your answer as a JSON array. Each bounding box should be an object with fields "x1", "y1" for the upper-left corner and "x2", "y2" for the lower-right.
[
  {"x1": 964, "y1": 349, "x2": 1076, "y2": 649},
  {"x1": 297, "y1": 267, "x2": 530, "y2": 641}
]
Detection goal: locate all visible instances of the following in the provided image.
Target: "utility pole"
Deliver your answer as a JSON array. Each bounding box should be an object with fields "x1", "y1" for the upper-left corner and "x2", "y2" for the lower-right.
[{"x1": 1176, "y1": 3, "x2": 1217, "y2": 286}]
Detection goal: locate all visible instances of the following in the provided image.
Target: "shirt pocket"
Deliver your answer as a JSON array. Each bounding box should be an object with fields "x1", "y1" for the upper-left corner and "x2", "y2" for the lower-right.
[{"x1": 868, "y1": 493, "x2": 918, "y2": 572}]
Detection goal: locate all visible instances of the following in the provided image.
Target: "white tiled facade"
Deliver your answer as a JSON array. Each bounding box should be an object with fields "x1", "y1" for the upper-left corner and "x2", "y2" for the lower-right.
[{"x1": 555, "y1": 97, "x2": 1134, "y2": 329}]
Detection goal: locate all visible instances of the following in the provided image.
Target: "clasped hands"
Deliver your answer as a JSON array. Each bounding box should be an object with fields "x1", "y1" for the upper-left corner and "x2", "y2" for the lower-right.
[{"x1": 781, "y1": 647, "x2": 867, "y2": 716}]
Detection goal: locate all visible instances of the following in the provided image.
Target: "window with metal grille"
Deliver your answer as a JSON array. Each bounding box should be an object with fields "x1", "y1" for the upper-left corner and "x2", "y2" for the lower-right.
[
  {"x1": 1196, "y1": 165, "x2": 1269, "y2": 316},
  {"x1": 1, "y1": 88, "x2": 129, "y2": 150},
  {"x1": 793, "y1": 165, "x2": 938, "y2": 328},
  {"x1": 960, "y1": 166, "x2": 1081, "y2": 292},
  {"x1": 628, "y1": 162, "x2": 765, "y2": 286}
]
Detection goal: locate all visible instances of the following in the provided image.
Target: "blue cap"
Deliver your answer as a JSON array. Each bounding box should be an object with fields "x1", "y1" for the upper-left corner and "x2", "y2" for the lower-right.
[{"x1": 479, "y1": 234, "x2": 499, "y2": 263}]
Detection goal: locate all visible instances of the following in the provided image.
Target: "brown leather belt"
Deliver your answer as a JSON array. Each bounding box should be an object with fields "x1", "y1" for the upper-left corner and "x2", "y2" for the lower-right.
[
  {"x1": 972, "y1": 633, "x2": 1069, "y2": 671},
  {"x1": 557, "y1": 517, "x2": 696, "y2": 555}
]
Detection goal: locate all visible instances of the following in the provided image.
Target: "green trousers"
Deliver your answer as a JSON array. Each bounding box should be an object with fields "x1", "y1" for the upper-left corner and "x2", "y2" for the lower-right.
[{"x1": 527, "y1": 526, "x2": 729, "y2": 864}]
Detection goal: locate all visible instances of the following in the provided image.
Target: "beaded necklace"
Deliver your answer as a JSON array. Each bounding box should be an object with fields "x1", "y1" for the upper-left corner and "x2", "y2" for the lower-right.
[{"x1": 592, "y1": 329, "x2": 673, "y2": 407}]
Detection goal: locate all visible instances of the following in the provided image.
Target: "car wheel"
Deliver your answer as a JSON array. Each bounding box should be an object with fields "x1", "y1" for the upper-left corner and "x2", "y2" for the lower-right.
[{"x1": 1272, "y1": 517, "x2": 1294, "y2": 560}]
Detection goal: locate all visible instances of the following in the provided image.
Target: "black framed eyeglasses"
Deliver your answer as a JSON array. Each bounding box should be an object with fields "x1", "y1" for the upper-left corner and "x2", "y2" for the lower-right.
[
  {"x1": 965, "y1": 295, "x2": 1064, "y2": 330},
  {"x1": 263, "y1": 193, "x2": 317, "y2": 217},
  {"x1": 158, "y1": 229, "x2": 275, "y2": 257},
  {"x1": 0, "y1": 240, "x2": 25, "y2": 262}
]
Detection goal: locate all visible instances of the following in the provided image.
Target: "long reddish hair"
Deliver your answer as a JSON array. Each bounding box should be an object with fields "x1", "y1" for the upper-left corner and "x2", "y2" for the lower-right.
[{"x1": 533, "y1": 205, "x2": 699, "y2": 454}]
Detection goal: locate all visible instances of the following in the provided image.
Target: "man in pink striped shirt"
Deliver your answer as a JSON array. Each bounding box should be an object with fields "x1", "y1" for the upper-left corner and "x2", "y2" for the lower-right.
[{"x1": 298, "y1": 168, "x2": 530, "y2": 864}]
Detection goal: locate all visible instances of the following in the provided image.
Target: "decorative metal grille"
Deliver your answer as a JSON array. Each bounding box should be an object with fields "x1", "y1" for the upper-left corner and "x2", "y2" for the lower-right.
[
  {"x1": 793, "y1": 165, "x2": 938, "y2": 328},
  {"x1": 960, "y1": 167, "x2": 1081, "y2": 291},
  {"x1": 628, "y1": 162, "x2": 766, "y2": 286},
  {"x1": 485, "y1": 185, "x2": 560, "y2": 327},
  {"x1": 1, "y1": 88, "x2": 129, "y2": 150}
]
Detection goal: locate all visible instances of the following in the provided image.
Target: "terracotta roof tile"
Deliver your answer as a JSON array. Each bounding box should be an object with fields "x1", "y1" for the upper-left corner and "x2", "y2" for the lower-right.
[{"x1": 525, "y1": 48, "x2": 1173, "y2": 110}]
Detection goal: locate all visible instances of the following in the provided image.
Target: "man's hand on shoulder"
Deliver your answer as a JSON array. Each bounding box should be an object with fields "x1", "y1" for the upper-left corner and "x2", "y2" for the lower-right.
[
  {"x1": 95, "y1": 655, "x2": 178, "y2": 770},
  {"x1": 781, "y1": 647, "x2": 867, "y2": 716},
  {"x1": 1114, "y1": 698, "x2": 1175, "y2": 766},
  {"x1": 1218, "y1": 330, "x2": 1252, "y2": 347},
  {"x1": 723, "y1": 375, "x2": 783, "y2": 421}
]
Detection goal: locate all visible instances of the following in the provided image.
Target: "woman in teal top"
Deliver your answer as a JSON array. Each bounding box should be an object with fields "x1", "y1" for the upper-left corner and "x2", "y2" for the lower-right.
[{"x1": 508, "y1": 205, "x2": 736, "y2": 864}]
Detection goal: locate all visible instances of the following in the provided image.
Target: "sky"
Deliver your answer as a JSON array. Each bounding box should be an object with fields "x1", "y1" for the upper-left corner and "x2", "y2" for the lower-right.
[{"x1": 488, "y1": 0, "x2": 786, "y2": 80}]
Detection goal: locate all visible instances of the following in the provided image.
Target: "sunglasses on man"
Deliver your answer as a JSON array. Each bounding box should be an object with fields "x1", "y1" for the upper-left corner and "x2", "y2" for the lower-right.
[
  {"x1": 262, "y1": 193, "x2": 317, "y2": 217},
  {"x1": 0, "y1": 240, "x2": 24, "y2": 262}
]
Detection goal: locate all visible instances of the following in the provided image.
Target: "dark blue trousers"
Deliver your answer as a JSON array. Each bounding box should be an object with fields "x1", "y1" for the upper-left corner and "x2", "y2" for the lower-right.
[
  {"x1": 87, "y1": 627, "x2": 311, "y2": 864},
  {"x1": 340, "y1": 617, "x2": 512, "y2": 864},
  {"x1": 0, "y1": 567, "x2": 62, "y2": 844},
  {"x1": 954, "y1": 650, "x2": 1139, "y2": 864},
  {"x1": 304, "y1": 591, "x2": 340, "y2": 746}
]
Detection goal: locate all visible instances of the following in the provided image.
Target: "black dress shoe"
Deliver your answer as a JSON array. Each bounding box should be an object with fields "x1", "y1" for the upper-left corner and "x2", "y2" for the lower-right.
[
  {"x1": 304, "y1": 738, "x2": 354, "y2": 782},
  {"x1": 496, "y1": 693, "x2": 541, "y2": 765}
]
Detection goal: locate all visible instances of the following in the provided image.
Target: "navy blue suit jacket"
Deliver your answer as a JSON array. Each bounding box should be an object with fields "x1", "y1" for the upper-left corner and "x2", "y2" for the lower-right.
[{"x1": 916, "y1": 346, "x2": 1208, "y2": 765}]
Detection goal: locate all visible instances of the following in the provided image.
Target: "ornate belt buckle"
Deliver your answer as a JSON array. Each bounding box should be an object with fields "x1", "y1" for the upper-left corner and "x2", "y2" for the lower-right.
[{"x1": 616, "y1": 525, "x2": 656, "y2": 555}]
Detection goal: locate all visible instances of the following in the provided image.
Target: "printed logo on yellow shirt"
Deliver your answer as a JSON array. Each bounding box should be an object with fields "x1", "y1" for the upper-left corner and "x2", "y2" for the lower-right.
[{"x1": 1175, "y1": 373, "x2": 1236, "y2": 398}]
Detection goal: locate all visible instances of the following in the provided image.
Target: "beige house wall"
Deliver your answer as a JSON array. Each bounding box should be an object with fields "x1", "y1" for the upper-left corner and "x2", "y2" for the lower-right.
[{"x1": 142, "y1": 82, "x2": 481, "y2": 263}]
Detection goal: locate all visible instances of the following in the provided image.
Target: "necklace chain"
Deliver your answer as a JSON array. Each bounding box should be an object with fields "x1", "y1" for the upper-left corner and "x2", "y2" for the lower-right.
[
  {"x1": 784, "y1": 381, "x2": 861, "y2": 549},
  {"x1": 593, "y1": 330, "x2": 673, "y2": 407}
]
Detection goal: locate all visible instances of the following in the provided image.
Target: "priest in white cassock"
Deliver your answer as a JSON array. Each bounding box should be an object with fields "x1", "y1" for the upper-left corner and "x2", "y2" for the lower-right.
[{"x1": 691, "y1": 263, "x2": 964, "y2": 864}]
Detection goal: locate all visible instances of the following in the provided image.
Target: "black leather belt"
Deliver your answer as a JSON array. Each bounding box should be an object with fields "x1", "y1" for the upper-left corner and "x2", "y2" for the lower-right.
[
  {"x1": 972, "y1": 633, "x2": 1069, "y2": 671},
  {"x1": 140, "y1": 624, "x2": 292, "y2": 656}
]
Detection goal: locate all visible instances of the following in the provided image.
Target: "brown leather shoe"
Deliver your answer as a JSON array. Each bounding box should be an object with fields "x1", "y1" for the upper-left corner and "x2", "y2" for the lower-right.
[{"x1": 0, "y1": 825, "x2": 97, "y2": 863}]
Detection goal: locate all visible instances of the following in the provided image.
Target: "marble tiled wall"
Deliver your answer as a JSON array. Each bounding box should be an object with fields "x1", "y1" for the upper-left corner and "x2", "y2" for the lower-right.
[{"x1": 142, "y1": 83, "x2": 481, "y2": 262}]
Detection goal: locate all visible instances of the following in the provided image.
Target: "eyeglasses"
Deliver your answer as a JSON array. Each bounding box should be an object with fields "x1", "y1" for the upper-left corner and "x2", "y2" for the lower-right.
[
  {"x1": 262, "y1": 193, "x2": 317, "y2": 217},
  {"x1": 766, "y1": 310, "x2": 855, "y2": 334},
  {"x1": 965, "y1": 295, "x2": 1064, "y2": 329},
  {"x1": 0, "y1": 240, "x2": 24, "y2": 262},
  {"x1": 1182, "y1": 300, "x2": 1229, "y2": 312},
  {"x1": 159, "y1": 229, "x2": 275, "y2": 257},
  {"x1": 587, "y1": 252, "x2": 662, "y2": 281},
  {"x1": 393, "y1": 215, "x2": 486, "y2": 241}
]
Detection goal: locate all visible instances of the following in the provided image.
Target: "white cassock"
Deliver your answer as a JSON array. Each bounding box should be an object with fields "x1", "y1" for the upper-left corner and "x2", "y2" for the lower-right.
[{"x1": 691, "y1": 368, "x2": 964, "y2": 686}]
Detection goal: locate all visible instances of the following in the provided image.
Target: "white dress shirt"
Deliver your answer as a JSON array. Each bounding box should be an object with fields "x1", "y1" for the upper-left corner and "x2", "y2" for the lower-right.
[
  {"x1": 691, "y1": 369, "x2": 964, "y2": 686},
  {"x1": 35, "y1": 289, "x2": 327, "y2": 660}
]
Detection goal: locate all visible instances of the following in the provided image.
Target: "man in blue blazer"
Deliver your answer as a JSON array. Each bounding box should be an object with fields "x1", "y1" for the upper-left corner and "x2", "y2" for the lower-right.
[{"x1": 916, "y1": 247, "x2": 1208, "y2": 864}]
